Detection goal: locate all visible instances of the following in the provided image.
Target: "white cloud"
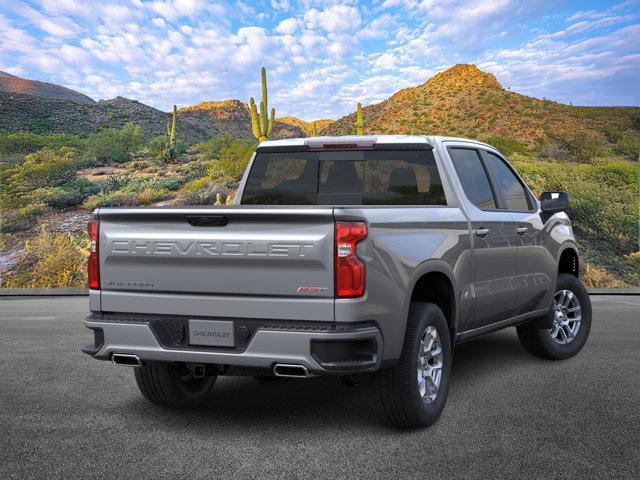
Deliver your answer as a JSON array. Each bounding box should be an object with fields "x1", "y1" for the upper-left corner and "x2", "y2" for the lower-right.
[
  {"x1": 271, "y1": 0, "x2": 291, "y2": 11},
  {"x1": 9, "y1": 2, "x2": 80, "y2": 37},
  {"x1": 152, "y1": 17, "x2": 166, "y2": 28},
  {"x1": 276, "y1": 17, "x2": 298, "y2": 35},
  {"x1": 304, "y1": 5, "x2": 361, "y2": 33}
]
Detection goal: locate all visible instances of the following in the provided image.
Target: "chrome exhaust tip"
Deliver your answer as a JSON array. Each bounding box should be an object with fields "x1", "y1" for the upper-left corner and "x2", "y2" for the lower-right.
[
  {"x1": 273, "y1": 363, "x2": 309, "y2": 378},
  {"x1": 112, "y1": 353, "x2": 141, "y2": 367}
]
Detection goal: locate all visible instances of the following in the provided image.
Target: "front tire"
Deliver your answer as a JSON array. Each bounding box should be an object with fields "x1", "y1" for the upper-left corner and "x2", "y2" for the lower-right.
[
  {"x1": 134, "y1": 362, "x2": 217, "y2": 408},
  {"x1": 378, "y1": 302, "x2": 452, "y2": 428},
  {"x1": 517, "y1": 273, "x2": 592, "y2": 360}
]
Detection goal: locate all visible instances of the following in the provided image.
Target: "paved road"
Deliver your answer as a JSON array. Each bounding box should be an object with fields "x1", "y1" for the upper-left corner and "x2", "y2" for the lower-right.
[{"x1": 1, "y1": 296, "x2": 638, "y2": 479}]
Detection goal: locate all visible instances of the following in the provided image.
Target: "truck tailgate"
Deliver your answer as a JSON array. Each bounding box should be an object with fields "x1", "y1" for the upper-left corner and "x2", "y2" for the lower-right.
[{"x1": 97, "y1": 207, "x2": 335, "y2": 320}]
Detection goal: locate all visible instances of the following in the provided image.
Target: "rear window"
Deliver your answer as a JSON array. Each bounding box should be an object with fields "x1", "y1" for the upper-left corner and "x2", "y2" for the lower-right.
[{"x1": 241, "y1": 150, "x2": 446, "y2": 205}]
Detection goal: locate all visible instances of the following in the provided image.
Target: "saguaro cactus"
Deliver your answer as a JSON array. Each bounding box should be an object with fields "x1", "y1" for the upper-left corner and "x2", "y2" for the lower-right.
[
  {"x1": 165, "y1": 104, "x2": 177, "y2": 161},
  {"x1": 249, "y1": 67, "x2": 275, "y2": 142},
  {"x1": 310, "y1": 122, "x2": 317, "y2": 137},
  {"x1": 355, "y1": 102, "x2": 363, "y2": 135}
]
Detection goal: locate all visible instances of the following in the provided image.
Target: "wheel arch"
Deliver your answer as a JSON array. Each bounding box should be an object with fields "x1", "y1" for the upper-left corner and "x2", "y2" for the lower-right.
[
  {"x1": 405, "y1": 261, "x2": 459, "y2": 346},
  {"x1": 558, "y1": 245, "x2": 579, "y2": 277}
]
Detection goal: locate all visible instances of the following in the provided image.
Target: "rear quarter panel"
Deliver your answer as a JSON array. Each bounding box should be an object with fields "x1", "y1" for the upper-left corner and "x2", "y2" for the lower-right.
[{"x1": 334, "y1": 206, "x2": 473, "y2": 361}]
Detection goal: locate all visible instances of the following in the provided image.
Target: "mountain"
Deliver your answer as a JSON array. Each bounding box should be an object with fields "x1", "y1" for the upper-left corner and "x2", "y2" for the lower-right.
[
  {"x1": 276, "y1": 116, "x2": 334, "y2": 136},
  {"x1": 0, "y1": 72, "x2": 302, "y2": 142},
  {"x1": 322, "y1": 64, "x2": 640, "y2": 146},
  {"x1": 0, "y1": 71, "x2": 94, "y2": 104},
  {"x1": 179, "y1": 100, "x2": 303, "y2": 140}
]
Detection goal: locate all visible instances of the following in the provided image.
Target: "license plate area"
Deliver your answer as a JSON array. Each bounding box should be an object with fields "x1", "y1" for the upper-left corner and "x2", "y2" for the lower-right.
[{"x1": 188, "y1": 319, "x2": 235, "y2": 347}]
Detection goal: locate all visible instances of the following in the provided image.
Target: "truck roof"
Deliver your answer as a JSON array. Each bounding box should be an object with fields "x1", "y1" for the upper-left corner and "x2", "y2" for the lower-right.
[{"x1": 259, "y1": 135, "x2": 494, "y2": 149}]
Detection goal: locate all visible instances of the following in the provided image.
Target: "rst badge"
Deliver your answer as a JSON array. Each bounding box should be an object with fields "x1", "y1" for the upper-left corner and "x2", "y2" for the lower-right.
[{"x1": 297, "y1": 287, "x2": 328, "y2": 294}]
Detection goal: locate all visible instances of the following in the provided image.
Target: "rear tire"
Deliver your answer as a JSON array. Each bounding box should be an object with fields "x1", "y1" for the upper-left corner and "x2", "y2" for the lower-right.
[
  {"x1": 134, "y1": 362, "x2": 217, "y2": 408},
  {"x1": 517, "y1": 273, "x2": 592, "y2": 360},
  {"x1": 378, "y1": 302, "x2": 452, "y2": 428}
]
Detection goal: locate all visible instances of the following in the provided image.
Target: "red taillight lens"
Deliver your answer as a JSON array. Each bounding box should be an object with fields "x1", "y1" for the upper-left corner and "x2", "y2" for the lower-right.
[
  {"x1": 335, "y1": 221, "x2": 367, "y2": 298},
  {"x1": 87, "y1": 219, "x2": 100, "y2": 290}
]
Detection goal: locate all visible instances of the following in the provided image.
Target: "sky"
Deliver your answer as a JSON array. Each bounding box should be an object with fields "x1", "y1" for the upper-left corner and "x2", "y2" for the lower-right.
[{"x1": 0, "y1": 0, "x2": 638, "y2": 120}]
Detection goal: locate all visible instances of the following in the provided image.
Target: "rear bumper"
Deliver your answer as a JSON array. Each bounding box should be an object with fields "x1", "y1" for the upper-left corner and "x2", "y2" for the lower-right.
[{"x1": 83, "y1": 315, "x2": 382, "y2": 375}]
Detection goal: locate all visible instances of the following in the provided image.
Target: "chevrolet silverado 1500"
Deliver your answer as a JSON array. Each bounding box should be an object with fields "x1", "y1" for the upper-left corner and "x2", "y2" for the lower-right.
[{"x1": 83, "y1": 136, "x2": 592, "y2": 427}]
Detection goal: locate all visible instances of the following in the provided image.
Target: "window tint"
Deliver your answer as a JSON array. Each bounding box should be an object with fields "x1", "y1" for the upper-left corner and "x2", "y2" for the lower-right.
[
  {"x1": 242, "y1": 150, "x2": 446, "y2": 205},
  {"x1": 448, "y1": 148, "x2": 496, "y2": 210},
  {"x1": 483, "y1": 152, "x2": 530, "y2": 211},
  {"x1": 242, "y1": 153, "x2": 318, "y2": 204},
  {"x1": 318, "y1": 160, "x2": 363, "y2": 204},
  {"x1": 363, "y1": 150, "x2": 445, "y2": 205}
]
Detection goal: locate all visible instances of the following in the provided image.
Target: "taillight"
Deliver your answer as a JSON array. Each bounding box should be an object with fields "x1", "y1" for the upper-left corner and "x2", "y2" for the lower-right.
[
  {"x1": 87, "y1": 219, "x2": 100, "y2": 290},
  {"x1": 335, "y1": 221, "x2": 367, "y2": 298}
]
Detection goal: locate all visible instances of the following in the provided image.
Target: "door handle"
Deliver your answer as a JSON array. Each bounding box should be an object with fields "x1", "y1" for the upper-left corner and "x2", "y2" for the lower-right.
[
  {"x1": 475, "y1": 228, "x2": 490, "y2": 237},
  {"x1": 516, "y1": 227, "x2": 528, "y2": 235}
]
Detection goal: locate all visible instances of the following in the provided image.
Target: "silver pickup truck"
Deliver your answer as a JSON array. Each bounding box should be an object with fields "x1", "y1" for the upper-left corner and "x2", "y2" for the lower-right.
[{"x1": 83, "y1": 135, "x2": 592, "y2": 427}]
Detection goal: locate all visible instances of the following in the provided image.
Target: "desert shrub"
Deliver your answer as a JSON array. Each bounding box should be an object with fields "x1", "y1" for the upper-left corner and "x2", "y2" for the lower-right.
[
  {"x1": 214, "y1": 141, "x2": 254, "y2": 178},
  {"x1": 0, "y1": 147, "x2": 81, "y2": 208},
  {"x1": 83, "y1": 191, "x2": 139, "y2": 209},
  {"x1": 88, "y1": 123, "x2": 144, "y2": 163},
  {"x1": 125, "y1": 160, "x2": 152, "y2": 171},
  {"x1": 0, "y1": 131, "x2": 87, "y2": 154},
  {"x1": 83, "y1": 187, "x2": 172, "y2": 210},
  {"x1": 552, "y1": 132, "x2": 603, "y2": 162},
  {"x1": 175, "y1": 185, "x2": 225, "y2": 206},
  {"x1": 0, "y1": 203, "x2": 47, "y2": 232},
  {"x1": 480, "y1": 135, "x2": 530, "y2": 156},
  {"x1": 26, "y1": 117, "x2": 54, "y2": 134},
  {"x1": 103, "y1": 173, "x2": 133, "y2": 192},
  {"x1": 148, "y1": 135, "x2": 189, "y2": 162},
  {"x1": 192, "y1": 136, "x2": 256, "y2": 162},
  {"x1": 2, "y1": 227, "x2": 88, "y2": 288},
  {"x1": 614, "y1": 133, "x2": 640, "y2": 160},
  {"x1": 30, "y1": 179, "x2": 98, "y2": 209},
  {"x1": 580, "y1": 263, "x2": 629, "y2": 288},
  {"x1": 156, "y1": 176, "x2": 185, "y2": 191},
  {"x1": 148, "y1": 135, "x2": 167, "y2": 157}
]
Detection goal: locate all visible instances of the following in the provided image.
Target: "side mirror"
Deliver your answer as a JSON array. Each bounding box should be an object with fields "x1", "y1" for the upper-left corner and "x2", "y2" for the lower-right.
[{"x1": 540, "y1": 191, "x2": 569, "y2": 213}]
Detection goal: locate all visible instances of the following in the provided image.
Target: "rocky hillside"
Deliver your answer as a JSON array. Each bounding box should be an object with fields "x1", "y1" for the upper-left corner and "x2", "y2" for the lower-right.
[
  {"x1": 0, "y1": 71, "x2": 94, "y2": 104},
  {"x1": 179, "y1": 100, "x2": 303, "y2": 140},
  {"x1": 323, "y1": 64, "x2": 640, "y2": 146},
  {"x1": 276, "y1": 116, "x2": 334, "y2": 136}
]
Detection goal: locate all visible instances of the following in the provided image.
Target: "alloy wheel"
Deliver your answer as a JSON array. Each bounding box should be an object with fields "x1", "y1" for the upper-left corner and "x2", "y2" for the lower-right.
[
  {"x1": 417, "y1": 326, "x2": 444, "y2": 404},
  {"x1": 549, "y1": 289, "x2": 582, "y2": 344}
]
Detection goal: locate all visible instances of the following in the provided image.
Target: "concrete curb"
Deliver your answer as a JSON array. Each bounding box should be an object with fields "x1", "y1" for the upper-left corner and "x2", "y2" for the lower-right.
[
  {"x1": 1, "y1": 288, "x2": 638, "y2": 296},
  {"x1": 0, "y1": 288, "x2": 89, "y2": 296}
]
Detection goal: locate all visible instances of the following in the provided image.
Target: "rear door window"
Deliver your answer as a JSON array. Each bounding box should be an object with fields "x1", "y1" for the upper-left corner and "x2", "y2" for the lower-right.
[
  {"x1": 448, "y1": 148, "x2": 497, "y2": 210},
  {"x1": 242, "y1": 149, "x2": 446, "y2": 205}
]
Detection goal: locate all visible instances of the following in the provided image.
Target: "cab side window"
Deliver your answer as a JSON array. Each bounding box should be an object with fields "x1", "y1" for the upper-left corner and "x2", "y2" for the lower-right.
[
  {"x1": 483, "y1": 152, "x2": 531, "y2": 211},
  {"x1": 448, "y1": 148, "x2": 497, "y2": 210}
]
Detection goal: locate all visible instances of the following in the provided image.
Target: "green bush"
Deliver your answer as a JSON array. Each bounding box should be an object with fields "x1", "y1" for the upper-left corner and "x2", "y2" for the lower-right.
[
  {"x1": 0, "y1": 147, "x2": 81, "y2": 208},
  {"x1": 0, "y1": 203, "x2": 47, "y2": 232},
  {"x1": 614, "y1": 133, "x2": 640, "y2": 160},
  {"x1": 0, "y1": 131, "x2": 88, "y2": 154},
  {"x1": 1, "y1": 227, "x2": 89, "y2": 288},
  {"x1": 480, "y1": 136, "x2": 531, "y2": 156},
  {"x1": 148, "y1": 135, "x2": 167, "y2": 157},
  {"x1": 30, "y1": 179, "x2": 98, "y2": 209},
  {"x1": 554, "y1": 132, "x2": 603, "y2": 162},
  {"x1": 83, "y1": 187, "x2": 172, "y2": 210},
  {"x1": 88, "y1": 123, "x2": 144, "y2": 162}
]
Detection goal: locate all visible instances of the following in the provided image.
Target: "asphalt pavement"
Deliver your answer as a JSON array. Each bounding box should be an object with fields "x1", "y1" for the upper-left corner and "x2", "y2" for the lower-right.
[{"x1": 1, "y1": 295, "x2": 638, "y2": 479}]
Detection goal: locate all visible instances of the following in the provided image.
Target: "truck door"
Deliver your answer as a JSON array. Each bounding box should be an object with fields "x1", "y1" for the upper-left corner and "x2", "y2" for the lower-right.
[
  {"x1": 480, "y1": 150, "x2": 556, "y2": 315},
  {"x1": 447, "y1": 147, "x2": 519, "y2": 330}
]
